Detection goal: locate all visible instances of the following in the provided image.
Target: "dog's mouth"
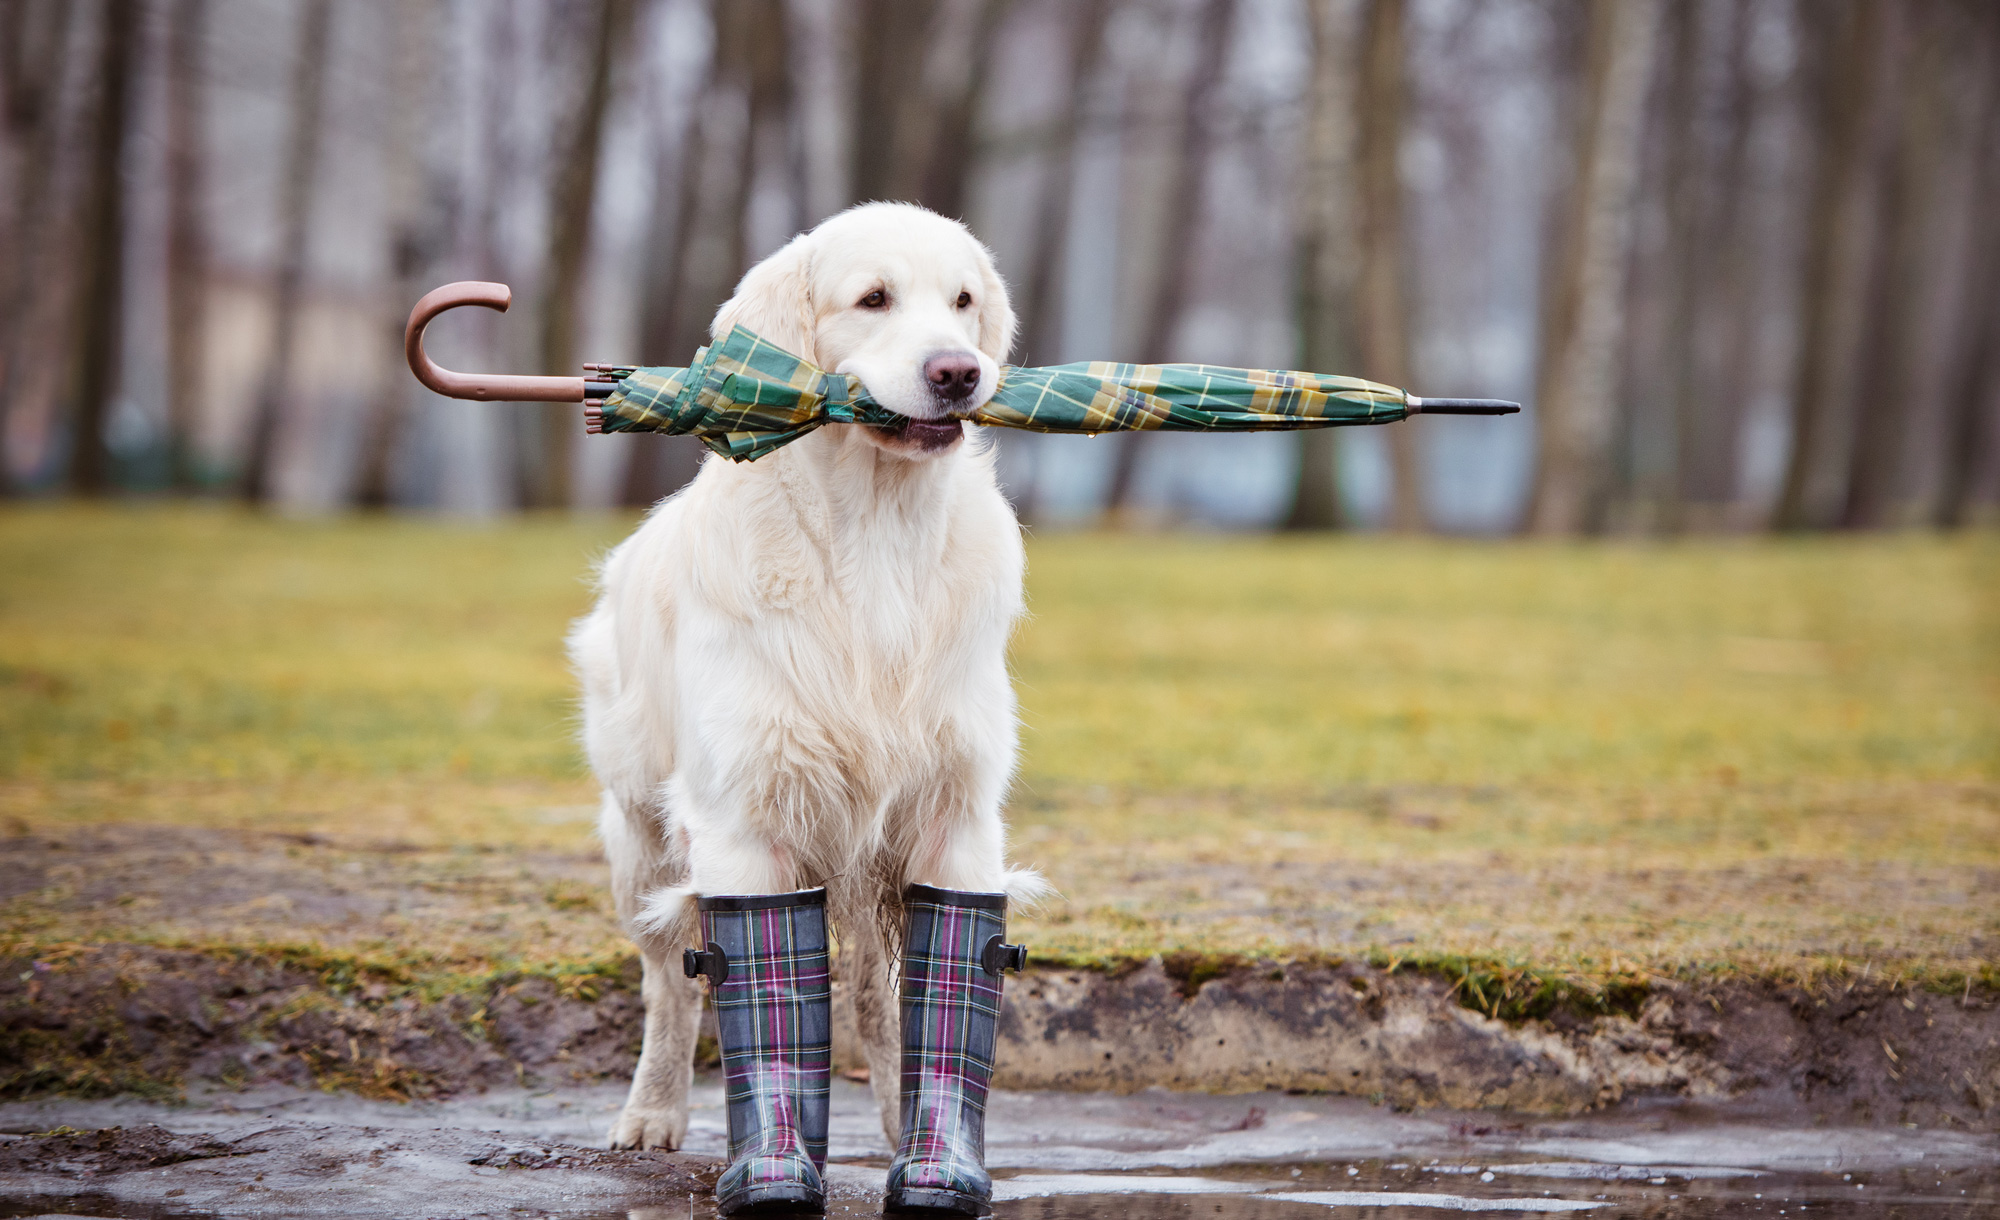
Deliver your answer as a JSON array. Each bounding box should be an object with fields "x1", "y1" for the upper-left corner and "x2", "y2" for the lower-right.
[{"x1": 872, "y1": 415, "x2": 965, "y2": 452}]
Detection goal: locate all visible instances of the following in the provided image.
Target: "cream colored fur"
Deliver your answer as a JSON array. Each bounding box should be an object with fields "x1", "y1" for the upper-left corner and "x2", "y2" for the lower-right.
[{"x1": 569, "y1": 203, "x2": 1046, "y2": 1152}]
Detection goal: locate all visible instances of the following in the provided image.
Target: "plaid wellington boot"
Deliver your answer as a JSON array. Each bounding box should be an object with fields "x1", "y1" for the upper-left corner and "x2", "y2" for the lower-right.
[
  {"x1": 883, "y1": 884, "x2": 1028, "y2": 1216},
  {"x1": 682, "y1": 889, "x2": 832, "y2": 1216}
]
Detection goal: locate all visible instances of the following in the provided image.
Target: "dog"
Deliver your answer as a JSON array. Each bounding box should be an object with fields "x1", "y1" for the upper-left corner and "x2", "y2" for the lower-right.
[{"x1": 568, "y1": 202, "x2": 1046, "y2": 1151}]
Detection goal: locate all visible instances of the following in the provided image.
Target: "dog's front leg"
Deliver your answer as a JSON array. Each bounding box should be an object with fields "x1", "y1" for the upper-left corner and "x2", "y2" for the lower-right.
[{"x1": 610, "y1": 940, "x2": 704, "y2": 1150}]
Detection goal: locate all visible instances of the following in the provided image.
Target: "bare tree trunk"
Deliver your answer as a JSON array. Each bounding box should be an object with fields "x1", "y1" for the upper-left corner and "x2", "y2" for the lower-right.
[
  {"x1": 848, "y1": 0, "x2": 1008, "y2": 217},
  {"x1": 915, "y1": 0, "x2": 1011, "y2": 218},
  {"x1": 622, "y1": 2, "x2": 712, "y2": 508},
  {"x1": 1103, "y1": 0, "x2": 1236, "y2": 516},
  {"x1": 736, "y1": 0, "x2": 793, "y2": 265},
  {"x1": 1647, "y1": 0, "x2": 1701, "y2": 532},
  {"x1": 0, "y1": 0, "x2": 29, "y2": 325},
  {"x1": 240, "y1": 0, "x2": 331, "y2": 504},
  {"x1": 718, "y1": 0, "x2": 784, "y2": 310},
  {"x1": 1354, "y1": 0, "x2": 1425, "y2": 531},
  {"x1": 437, "y1": 0, "x2": 525, "y2": 515},
  {"x1": 1005, "y1": 0, "x2": 1115, "y2": 524},
  {"x1": 1285, "y1": 0, "x2": 1360, "y2": 531},
  {"x1": 0, "y1": 0, "x2": 60, "y2": 351},
  {"x1": 0, "y1": 0, "x2": 75, "y2": 495},
  {"x1": 1841, "y1": 3, "x2": 1942, "y2": 530},
  {"x1": 1934, "y1": 2, "x2": 2000, "y2": 529},
  {"x1": 164, "y1": 0, "x2": 207, "y2": 492},
  {"x1": 527, "y1": 0, "x2": 636, "y2": 510},
  {"x1": 1771, "y1": 0, "x2": 1896, "y2": 531},
  {"x1": 1017, "y1": 0, "x2": 1114, "y2": 367},
  {"x1": 850, "y1": 0, "x2": 939, "y2": 204},
  {"x1": 1683, "y1": 0, "x2": 1758, "y2": 514},
  {"x1": 663, "y1": 1, "x2": 760, "y2": 360},
  {"x1": 623, "y1": 0, "x2": 787, "y2": 506},
  {"x1": 635, "y1": 53, "x2": 707, "y2": 371},
  {"x1": 1525, "y1": 0, "x2": 1661, "y2": 536},
  {"x1": 355, "y1": 0, "x2": 443, "y2": 509},
  {"x1": 66, "y1": 0, "x2": 139, "y2": 496}
]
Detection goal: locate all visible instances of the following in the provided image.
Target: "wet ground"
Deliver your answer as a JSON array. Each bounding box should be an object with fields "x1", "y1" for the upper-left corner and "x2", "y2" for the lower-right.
[{"x1": 0, "y1": 1078, "x2": 1992, "y2": 1219}]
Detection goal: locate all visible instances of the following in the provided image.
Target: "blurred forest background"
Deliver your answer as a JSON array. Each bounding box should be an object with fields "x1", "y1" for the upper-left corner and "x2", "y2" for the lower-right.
[{"x1": 1, "y1": 0, "x2": 1996, "y2": 534}]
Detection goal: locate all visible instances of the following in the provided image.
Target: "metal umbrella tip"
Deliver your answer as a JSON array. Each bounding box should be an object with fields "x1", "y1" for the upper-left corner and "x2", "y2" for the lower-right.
[{"x1": 1409, "y1": 397, "x2": 1521, "y2": 415}]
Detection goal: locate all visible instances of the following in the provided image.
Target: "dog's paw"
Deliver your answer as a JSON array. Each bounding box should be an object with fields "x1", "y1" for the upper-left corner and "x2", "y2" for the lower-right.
[{"x1": 608, "y1": 1103, "x2": 688, "y2": 1150}]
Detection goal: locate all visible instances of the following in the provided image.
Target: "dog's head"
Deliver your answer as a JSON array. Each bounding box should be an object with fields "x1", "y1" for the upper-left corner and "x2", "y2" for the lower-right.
[{"x1": 711, "y1": 203, "x2": 1016, "y2": 458}]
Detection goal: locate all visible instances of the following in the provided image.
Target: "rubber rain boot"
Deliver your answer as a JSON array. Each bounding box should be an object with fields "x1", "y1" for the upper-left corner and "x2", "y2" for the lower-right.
[
  {"x1": 883, "y1": 884, "x2": 1027, "y2": 1216},
  {"x1": 683, "y1": 889, "x2": 832, "y2": 1216}
]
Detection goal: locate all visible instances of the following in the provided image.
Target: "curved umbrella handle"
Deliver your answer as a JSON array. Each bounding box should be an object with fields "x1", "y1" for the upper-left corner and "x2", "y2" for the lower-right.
[{"x1": 404, "y1": 281, "x2": 585, "y2": 403}]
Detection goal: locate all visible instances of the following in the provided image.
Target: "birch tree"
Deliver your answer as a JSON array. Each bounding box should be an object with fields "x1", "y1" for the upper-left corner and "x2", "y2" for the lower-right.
[
  {"x1": 1016, "y1": 0, "x2": 1115, "y2": 368},
  {"x1": 1104, "y1": 0, "x2": 1237, "y2": 516},
  {"x1": 1354, "y1": 0, "x2": 1423, "y2": 530},
  {"x1": 1524, "y1": 0, "x2": 1661, "y2": 535},
  {"x1": 1285, "y1": 0, "x2": 1360, "y2": 531},
  {"x1": 241, "y1": 0, "x2": 331, "y2": 504},
  {"x1": 527, "y1": 0, "x2": 636, "y2": 509},
  {"x1": 1841, "y1": 3, "x2": 1950, "y2": 529},
  {"x1": 1771, "y1": 0, "x2": 1898, "y2": 531},
  {"x1": 623, "y1": 2, "x2": 712, "y2": 508}
]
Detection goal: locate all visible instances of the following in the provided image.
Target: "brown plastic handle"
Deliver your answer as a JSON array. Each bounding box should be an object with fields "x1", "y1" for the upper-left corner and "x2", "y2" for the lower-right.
[{"x1": 404, "y1": 281, "x2": 585, "y2": 403}]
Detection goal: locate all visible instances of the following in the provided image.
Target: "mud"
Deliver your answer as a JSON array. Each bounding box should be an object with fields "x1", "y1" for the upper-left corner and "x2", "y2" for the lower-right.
[
  {"x1": 0, "y1": 1118, "x2": 713, "y2": 1218},
  {"x1": 0, "y1": 1079, "x2": 1992, "y2": 1219},
  {"x1": 6, "y1": 942, "x2": 1997, "y2": 1131}
]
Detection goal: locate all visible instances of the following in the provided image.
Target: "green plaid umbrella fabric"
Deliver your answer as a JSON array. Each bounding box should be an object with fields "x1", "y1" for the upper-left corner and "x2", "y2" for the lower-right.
[{"x1": 583, "y1": 326, "x2": 1505, "y2": 462}]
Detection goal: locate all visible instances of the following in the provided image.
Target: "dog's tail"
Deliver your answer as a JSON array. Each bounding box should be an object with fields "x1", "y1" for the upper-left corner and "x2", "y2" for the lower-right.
[
  {"x1": 631, "y1": 885, "x2": 698, "y2": 938},
  {"x1": 1000, "y1": 865, "x2": 1056, "y2": 911}
]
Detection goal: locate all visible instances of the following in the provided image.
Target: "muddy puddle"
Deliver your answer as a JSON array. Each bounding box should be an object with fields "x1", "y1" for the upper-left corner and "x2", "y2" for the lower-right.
[{"x1": 1, "y1": 1078, "x2": 1991, "y2": 1219}]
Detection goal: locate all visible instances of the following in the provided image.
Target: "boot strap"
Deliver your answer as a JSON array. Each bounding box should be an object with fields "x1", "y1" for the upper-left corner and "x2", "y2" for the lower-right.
[
  {"x1": 980, "y1": 935, "x2": 1027, "y2": 977},
  {"x1": 683, "y1": 941, "x2": 730, "y2": 985}
]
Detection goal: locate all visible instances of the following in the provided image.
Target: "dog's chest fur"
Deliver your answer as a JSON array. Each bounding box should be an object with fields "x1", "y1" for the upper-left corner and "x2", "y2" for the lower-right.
[{"x1": 589, "y1": 432, "x2": 1024, "y2": 873}]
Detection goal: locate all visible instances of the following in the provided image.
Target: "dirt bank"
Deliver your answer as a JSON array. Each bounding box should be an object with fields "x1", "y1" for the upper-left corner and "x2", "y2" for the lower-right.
[
  {"x1": 996, "y1": 956, "x2": 1998, "y2": 1125},
  {"x1": 4, "y1": 943, "x2": 1993, "y2": 1129}
]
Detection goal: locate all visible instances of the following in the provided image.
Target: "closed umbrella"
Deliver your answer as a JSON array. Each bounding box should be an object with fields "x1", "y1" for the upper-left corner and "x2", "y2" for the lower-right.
[{"x1": 407, "y1": 281, "x2": 1516, "y2": 463}]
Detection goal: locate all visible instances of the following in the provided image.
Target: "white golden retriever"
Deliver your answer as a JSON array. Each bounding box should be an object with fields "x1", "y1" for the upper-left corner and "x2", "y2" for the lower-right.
[{"x1": 568, "y1": 202, "x2": 1045, "y2": 1150}]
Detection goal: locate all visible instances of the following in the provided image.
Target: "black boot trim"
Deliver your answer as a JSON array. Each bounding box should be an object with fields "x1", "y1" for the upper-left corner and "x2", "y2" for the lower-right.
[
  {"x1": 901, "y1": 883, "x2": 1005, "y2": 909},
  {"x1": 699, "y1": 889, "x2": 828, "y2": 912}
]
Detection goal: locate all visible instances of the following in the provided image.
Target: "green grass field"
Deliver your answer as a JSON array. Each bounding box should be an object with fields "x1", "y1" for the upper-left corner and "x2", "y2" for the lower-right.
[{"x1": 3, "y1": 505, "x2": 1995, "y2": 994}]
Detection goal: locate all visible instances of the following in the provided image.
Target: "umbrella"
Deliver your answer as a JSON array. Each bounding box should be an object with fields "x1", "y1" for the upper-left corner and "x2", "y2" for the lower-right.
[{"x1": 407, "y1": 281, "x2": 1517, "y2": 462}]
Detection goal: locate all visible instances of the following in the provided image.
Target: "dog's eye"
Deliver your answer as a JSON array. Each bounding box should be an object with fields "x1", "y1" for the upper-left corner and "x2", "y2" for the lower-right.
[
  {"x1": 956, "y1": 291, "x2": 973, "y2": 309},
  {"x1": 859, "y1": 289, "x2": 888, "y2": 309}
]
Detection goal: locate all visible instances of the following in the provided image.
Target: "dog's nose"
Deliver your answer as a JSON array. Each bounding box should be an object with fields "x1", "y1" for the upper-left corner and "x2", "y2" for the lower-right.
[{"x1": 924, "y1": 351, "x2": 982, "y2": 402}]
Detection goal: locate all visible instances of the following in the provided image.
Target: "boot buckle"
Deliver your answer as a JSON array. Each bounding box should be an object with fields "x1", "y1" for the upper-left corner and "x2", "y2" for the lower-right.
[
  {"x1": 683, "y1": 942, "x2": 730, "y2": 985},
  {"x1": 980, "y1": 935, "x2": 1027, "y2": 977}
]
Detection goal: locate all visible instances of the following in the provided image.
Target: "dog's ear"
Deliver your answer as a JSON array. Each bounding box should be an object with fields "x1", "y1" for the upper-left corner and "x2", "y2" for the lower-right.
[
  {"x1": 973, "y1": 243, "x2": 1017, "y2": 364},
  {"x1": 711, "y1": 233, "x2": 818, "y2": 360}
]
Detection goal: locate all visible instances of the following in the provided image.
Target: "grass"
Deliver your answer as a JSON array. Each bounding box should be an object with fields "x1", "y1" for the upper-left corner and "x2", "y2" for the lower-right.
[{"x1": 3, "y1": 504, "x2": 1996, "y2": 993}]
